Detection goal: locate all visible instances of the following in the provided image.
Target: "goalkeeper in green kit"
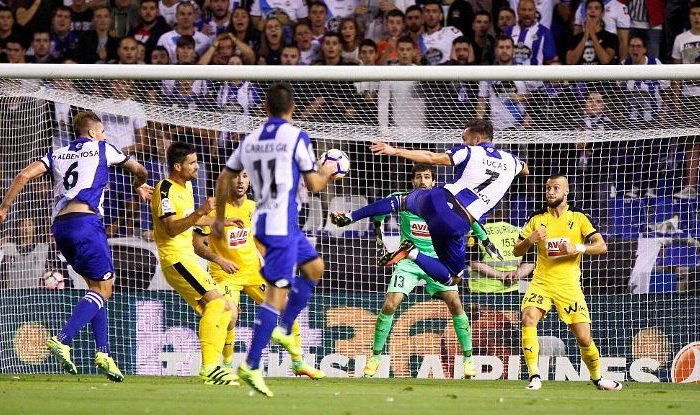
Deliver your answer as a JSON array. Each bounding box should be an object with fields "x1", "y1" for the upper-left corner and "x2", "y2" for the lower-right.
[{"x1": 363, "y1": 164, "x2": 476, "y2": 378}]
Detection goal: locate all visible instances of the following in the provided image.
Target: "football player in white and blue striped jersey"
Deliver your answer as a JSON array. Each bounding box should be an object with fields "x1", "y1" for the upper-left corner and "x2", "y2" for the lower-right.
[
  {"x1": 0, "y1": 111, "x2": 152, "y2": 382},
  {"x1": 212, "y1": 82, "x2": 337, "y2": 397}
]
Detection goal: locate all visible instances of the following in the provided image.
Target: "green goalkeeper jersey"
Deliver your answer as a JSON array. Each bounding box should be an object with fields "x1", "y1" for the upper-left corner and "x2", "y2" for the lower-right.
[{"x1": 373, "y1": 192, "x2": 437, "y2": 259}]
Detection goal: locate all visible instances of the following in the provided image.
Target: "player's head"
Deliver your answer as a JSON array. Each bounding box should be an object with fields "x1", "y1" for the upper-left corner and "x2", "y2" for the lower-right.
[
  {"x1": 545, "y1": 175, "x2": 569, "y2": 208},
  {"x1": 461, "y1": 118, "x2": 494, "y2": 145},
  {"x1": 411, "y1": 164, "x2": 436, "y2": 190},
  {"x1": 167, "y1": 141, "x2": 198, "y2": 180},
  {"x1": 265, "y1": 82, "x2": 295, "y2": 118},
  {"x1": 73, "y1": 111, "x2": 105, "y2": 141},
  {"x1": 231, "y1": 169, "x2": 250, "y2": 200}
]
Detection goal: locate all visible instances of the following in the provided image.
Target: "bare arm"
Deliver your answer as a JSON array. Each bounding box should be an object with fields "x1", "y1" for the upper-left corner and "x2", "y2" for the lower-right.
[
  {"x1": 304, "y1": 162, "x2": 336, "y2": 193},
  {"x1": 161, "y1": 197, "x2": 214, "y2": 238},
  {"x1": 0, "y1": 161, "x2": 48, "y2": 223},
  {"x1": 370, "y1": 141, "x2": 452, "y2": 165},
  {"x1": 16, "y1": 0, "x2": 41, "y2": 26},
  {"x1": 193, "y1": 231, "x2": 239, "y2": 274},
  {"x1": 476, "y1": 96, "x2": 488, "y2": 119},
  {"x1": 513, "y1": 226, "x2": 546, "y2": 257},
  {"x1": 566, "y1": 35, "x2": 587, "y2": 65},
  {"x1": 617, "y1": 28, "x2": 629, "y2": 62},
  {"x1": 119, "y1": 158, "x2": 152, "y2": 201},
  {"x1": 559, "y1": 232, "x2": 608, "y2": 256},
  {"x1": 234, "y1": 38, "x2": 256, "y2": 65}
]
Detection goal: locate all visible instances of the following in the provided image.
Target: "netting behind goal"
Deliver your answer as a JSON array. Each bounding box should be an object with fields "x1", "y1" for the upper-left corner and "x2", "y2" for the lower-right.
[{"x1": 0, "y1": 74, "x2": 699, "y2": 382}]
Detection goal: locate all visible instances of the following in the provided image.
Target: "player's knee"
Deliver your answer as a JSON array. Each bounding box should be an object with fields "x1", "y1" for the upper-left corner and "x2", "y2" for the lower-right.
[
  {"x1": 521, "y1": 310, "x2": 539, "y2": 327},
  {"x1": 301, "y1": 258, "x2": 324, "y2": 281},
  {"x1": 381, "y1": 301, "x2": 398, "y2": 314},
  {"x1": 445, "y1": 296, "x2": 463, "y2": 315}
]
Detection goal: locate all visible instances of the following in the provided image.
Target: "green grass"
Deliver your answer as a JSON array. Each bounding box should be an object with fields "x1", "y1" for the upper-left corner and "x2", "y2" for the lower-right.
[{"x1": 1, "y1": 375, "x2": 698, "y2": 415}]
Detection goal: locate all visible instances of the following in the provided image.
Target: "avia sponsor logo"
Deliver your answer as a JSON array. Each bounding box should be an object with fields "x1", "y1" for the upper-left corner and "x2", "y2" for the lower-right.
[
  {"x1": 671, "y1": 342, "x2": 700, "y2": 383},
  {"x1": 546, "y1": 238, "x2": 569, "y2": 257},
  {"x1": 410, "y1": 222, "x2": 431, "y2": 238},
  {"x1": 227, "y1": 228, "x2": 249, "y2": 249}
]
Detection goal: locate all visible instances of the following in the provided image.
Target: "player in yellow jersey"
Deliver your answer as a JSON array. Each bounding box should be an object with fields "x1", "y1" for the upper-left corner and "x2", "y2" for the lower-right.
[
  {"x1": 513, "y1": 175, "x2": 622, "y2": 391},
  {"x1": 151, "y1": 141, "x2": 241, "y2": 386},
  {"x1": 193, "y1": 169, "x2": 325, "y2": 379}
]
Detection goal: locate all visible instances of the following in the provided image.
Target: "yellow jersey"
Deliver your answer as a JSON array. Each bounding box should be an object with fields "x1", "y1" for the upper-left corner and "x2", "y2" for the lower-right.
[
  {"x1": 519, "y1": 205, "x2": 598, "y2": 288},
  {"x1": 151, "y1": 178, "x2": 197, "y2": 267},
  {"x1": 197, "y1": 198, "x2": 262, "y2": 284}
]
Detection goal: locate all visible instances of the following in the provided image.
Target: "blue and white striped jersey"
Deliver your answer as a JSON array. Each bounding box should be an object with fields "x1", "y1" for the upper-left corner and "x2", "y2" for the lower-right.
[
  {"x1": 40, "y1": 137, "x2": 129, "y2": 219},
  {"x1": 225, "y1": 117, "x2": 316, "y2": 236},
  {"x1": 443, "y1": 143, "x2": 525, "y2": 221},
  {"x1": 506, "y1": 23, "x2": 557, "y2": 65}
]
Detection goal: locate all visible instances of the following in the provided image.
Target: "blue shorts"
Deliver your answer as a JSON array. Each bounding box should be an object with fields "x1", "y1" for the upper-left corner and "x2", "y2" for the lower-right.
[
  {"x1": 51, "y1": 212, "x2": 114, "y2": 281},
  {"x1": 405, "y1": 188, "x2": 470, "y2": 276},
  {"x1": 256, "y1": 228, "x2": 320, "y2": 288}
]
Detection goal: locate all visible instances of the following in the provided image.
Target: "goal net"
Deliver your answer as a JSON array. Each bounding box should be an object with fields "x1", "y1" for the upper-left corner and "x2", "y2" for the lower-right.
[{"x1": 0, "y1": 65, "x2": 699, "y2": 383}]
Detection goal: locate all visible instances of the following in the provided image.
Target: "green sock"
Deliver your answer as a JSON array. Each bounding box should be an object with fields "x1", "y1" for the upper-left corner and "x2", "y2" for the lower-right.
[
  {"x1": 372, "y1": 312, "x2": 394, "y2": 355},
  {"x1": 452, "y1": 312, "x2": 473, "y2": 359},
  {"x1": 471, "y1": 221, "x2": 488, "y2": 242}
]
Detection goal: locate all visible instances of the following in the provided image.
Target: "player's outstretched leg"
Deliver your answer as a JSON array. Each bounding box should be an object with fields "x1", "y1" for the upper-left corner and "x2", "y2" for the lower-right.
[
  {"x1": 238, "y1": 361, "x2": 274, "y2": 397},
  {"x1": 284, "y1": 320, "x2": 325, "y2": 379},
  {"x1": 330, "y1": 194, "x2": 404, "y2": 227},
  {"x1": 46, "y1": 336, "x2": 77, "y2": 375},
  {"x1": 95, "y1": 352, "x2": 124, "y2": 382},
  {"x1": 593, "y1": 378, "x2": 623, "y2": 391}
]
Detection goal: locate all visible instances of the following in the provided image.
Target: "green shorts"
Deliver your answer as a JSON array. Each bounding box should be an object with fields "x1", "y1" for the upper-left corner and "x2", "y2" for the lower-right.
[{"x1": 387, "y1": 259, "x2": 457, "y2": 297}]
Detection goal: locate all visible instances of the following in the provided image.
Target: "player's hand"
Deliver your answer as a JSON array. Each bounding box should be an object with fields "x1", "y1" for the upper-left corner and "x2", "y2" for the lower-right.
[
  {"x1": 224, "y1": 217, "x2": 245, "y2": 228},
  {"x1": 318, "y1": 159, "x2": 337, "y2": 179},
  {"x1": 558, "y1": 241, "x2": 577, "y2": 256},
  {"x1": 0, "y1": 206, "x2": 8, "y2": 225},
  {"x1": 502, "y1": 270, "x2": 520, "y2": 286},
  {"x1": 379, "y1": 0, "x2": 397, "y2": 12},
  {"x1": 211, "y1": 218, "x2": 225, "y2": 238},
  {"x1": 136, "y1": 184, "x2": 154, "y2": 202},
  {"x1": 370, "y1": 141, "x2": 398, "y2": 156},
  {"x1": 215, "y1": 256, "x2": 239, "y2": 274},
  {"x1": 527, "y1": 226, "x2": 546, "y2": 244},
  {"x1": 197, "y1": 197, "x2": 216, "y2": 216}
]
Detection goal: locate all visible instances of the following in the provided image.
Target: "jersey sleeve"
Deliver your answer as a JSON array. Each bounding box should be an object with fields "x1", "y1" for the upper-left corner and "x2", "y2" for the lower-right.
[
  {"x1": 580, "y1": 212, "x2": 599, "y2": 240},
  {"x1": 225, "y1": 144, "x2": 244, "y2": 172},
  {"x1": 671, "y1": 35, "x2": 682, "y2": 61},
  {"x1": 446, "y1": 144, "x2": 470, "y2": 166},
  {"x1": 295, "y1": 131, "x2": 316, "y2": 173},
  {"x1": 156, "y1": 181, "x2": 177, "y2": 219},
  {"x1": 39, "y1": 152, "x2": 51, "y2": 172},
  {"x1": 616, "y1": 5, "x2": 631, "y2": 29},
  {"x1": 543, "y1": 31, "x2": 557, "y2": 62},
  {"x1": 519, "y1": 216, "x2": 536, "y2": 240},
  {"x1": 512, "y1": 153, "x2": 525, "y2": 176},
  {"x1": 105, "y1": 142, "x2": 130, "y2": 166}
]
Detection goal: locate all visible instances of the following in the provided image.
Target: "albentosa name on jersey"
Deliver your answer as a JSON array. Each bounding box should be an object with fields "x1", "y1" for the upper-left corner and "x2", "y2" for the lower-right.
[
  {"x1": 52, "y1": 151, "x2": 99, "y2": 160},
  {"x1": 245, "y1": 143, "x2": 287, "y2": 153}
]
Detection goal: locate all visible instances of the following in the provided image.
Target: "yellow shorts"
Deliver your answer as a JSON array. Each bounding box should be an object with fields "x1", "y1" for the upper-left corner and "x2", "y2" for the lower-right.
[
  {"x1": 520, "y1": 282, "x2": 591, "y2": 325},
  {"x1": 163, "y1": 258, "x2": 219, "y2": 315},
  {"x1": 213, "y1": 270, "x2": 267, "y2": 306}
]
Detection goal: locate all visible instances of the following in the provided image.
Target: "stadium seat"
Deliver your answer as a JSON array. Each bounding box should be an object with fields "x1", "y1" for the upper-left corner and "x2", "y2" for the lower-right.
[
  {"x1": 302, "y1": 196, "x2": 325, "y2": 232},
  {"x1": 606, "y1": 198, "x2": 648, "y2": 237},
  {"x1": 648, "y1": 197, "x2": 700, "y2": 236},
  {"x1": 648, "y1": 273, "x2": 678, "y2": 293},
  {"x1": 325, "y1": 195, "x2": 370, "y2": 237}
]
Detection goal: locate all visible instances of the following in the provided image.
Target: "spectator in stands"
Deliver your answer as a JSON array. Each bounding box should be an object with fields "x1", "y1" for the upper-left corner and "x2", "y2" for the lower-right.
[
  {"x1": 230, "y1": 7, "x2": 261, "y2": 53},
  {"x1": 378, "y1": 36, "x2": 425, "y2": 129},
  {"x1": 671, "y1": 1, "x2": 700, "y2": 64},
  {"x1": 0, "y1": 215, "x2": 57, "y2": 289},
  {"x1": 67, "y1": 0, "x2": 93, "y2": 34},
  {"x1": 627, "y1": 0, "x2": 664, "y2": 59},
  {"x1": 157, "y1": 2, "x2": 211, "y2": 63},
  {"x1": 472, "y1": 10, "x2": 495, "y2": 65},
  {"x1": 477, "y1": 35, "x2": 538, "y2": 129},
  {"x1": 377, "y1": 9, "x2": 405, "y2": 65},
  {"x1": 159, "y1": 0, "x2": 182, "y2": 27},
  {"x1": 4, "y1": 35, "x2": 26, "y2": 63},
  {"x1": 111, "y1": 0, "x2": 139, "y2": 38},
  {"x1": 26, "y1": 31, "x2": 56, "y2": 63},
  {"x1": 280, "y1": 44, "x2": 302, "y2": 64},
  {"x1": 505, "y1": 0, "x2": 558, "y2": 65},
  {"x1": 468, "y1": 203, "x2": 535, "y2": 293},
  {"x1": 0, "y1": 6, "x2": 23, "y2": 53},
  {"x1": 404, "y1": 5, "x2": 424, "y2": 44},
  {"x1": 115, "y1": 36, "x2": 139, "y2": 64},
  {"x1": 566, "y1": 0, "x2": 618, "y2": 65},
  {"x1": 162, "y1": 79, "x2": 214, "y2": 110},
  {"x1": 202, "y1": 0, "x2": 233, "y2": 41},
  {"x1": 136, "y1": 40, "x2": 146, "y2": 64},
  {"x1": 496, "y1": 6, "x2": 516, "y2": 35},
  {"x1": 97, "y1": 79, "x2": 147, "y2": 154},
  {"x1": 356, "y1": 39, "x2": 380, "y2": 123},
  {"x1": 16, "y1": 0, "x2": 54, "y2": 36},
  {"x1": 256, "y1": 17, "x2": 285, "y2": 64},
  {"x1": 340, "y1": 18, "x2": 361, "y2": 63},
  {"x1": 620, "y1": 35, "x2": 669, "y2": 126},
  {"x1": 129, "y1": 0, "x2": 171, "y2": 61},
  {"x1": 50, "y1": 5, "x2": 80, "y2": 62},
  {"x1": 507, "y1": 0, "x2": 570, "y2": 31},
  {"x1": 420, "y1": 0, "x2": 463, "y2": 65},
  {"x1": 294, "y1": 21, "x2": 321, "y2": 64},
  {"x1": 250, "y1": 0, "x2": 308, "y2": 31},
  {"x1": 446, "y1": 0, "x2": 475, "y2": 37},
  {"x1": 308, "y1": 1, "x2": 329, "y2": 41},
  {"x1": 574, "y1": 0, "x2": 630, "y2": 61},
  {"x1": 359, "y1": 38, "x2": 378, "y2": 65},
  {"x1": 150, "y1": 45, "x2": 170, "y2": 64},
  {"x1": 175, "y1": 35, "x2": 198, "y2": 64},
  {"x1": 199, "y1": 32, "x2": 254, "y2": 65},
  {"x1": 215, "y1": 74, "x2": 262, "y2": 115},
  {"x1": 443, "y1": 34, "x2": 475, "y2": 65},
  {"x1": 74, "y1": 6, "x2": 119, "y2": 64}
]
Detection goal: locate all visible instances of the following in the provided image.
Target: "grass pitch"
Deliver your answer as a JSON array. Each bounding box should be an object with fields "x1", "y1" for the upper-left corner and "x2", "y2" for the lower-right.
[{"x1": 2, "y1": 375, "x2": 698, "y2": 415}]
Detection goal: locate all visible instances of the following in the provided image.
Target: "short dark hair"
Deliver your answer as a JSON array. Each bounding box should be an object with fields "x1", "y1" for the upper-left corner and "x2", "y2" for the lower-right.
[
  {"x1": 119, "y1": 36, "x2": 137, "y2": 48},
  {"x1": 629, "y1": 34, "x2": 647, "y2": 48},
  {"x1": 386, "y1": 9, "x2": 405, "y2": 19},
  {"x1": 397, "y1": 35, "x2": 414, "y2": 47},
  {"x1": 405, "y1": 5, "x2": 422, "y2": 15},
  {"x1": 585, "y1": 0, "x2": 604, "y2": 9},
  {"x1": 323, "y1": 31, "x2": 342, "y2": 44},
  {"x1": 152, "y1": 45, "x2": 168, "y2": 55},
  {"x1": 496, "y1": 34, "x2": 514, "y2": 46},
  {"x1": 73, "y1": 111, "x2": 102, "y2": 137},
  {"x1": 475, "y1": 10, "x2": 491, "y2": 20},
  {"x1": 412, "y1": 164, "x2": 436, "y2": 180},
  {"x1": 141, "y1": 0, "x2": 158, "y2": 5},
  {"x1": 0, "y1": 5, "x2": 12, "y2": 15},
  {"x1": 464, "y1": 119, "x2": 494, "y2": 141},
  {"x1": 5, "y1": 34, "x2": 26, "y2": 49},
  {"x1": 266, "y1": 82, "x2": 295, "y2": 117},
  {"x1": 453, "y1": 35, "x2": 472, "y2": 46},
  {"x1": 52, "y1": 5, "x2": 72, "y2": 19},
  {"x1": 359, "y1": 38, "x2": 377, "y2": 51},
  {"x1": 176, "y1": 35, "x2": 195, "y2": 48},
  {"x1": 424, "y1": 0, "x2": 442, "y2": 8},
  {"x1": 498, "y1": 6, "x2": 516, "y2": 16},
  {"x1": 690, "y1": 1, "x2": 700, "y2": 10},
  {"x1": 309, "y1": 1, "x2": 328, "y2": 12},
  {"x1": 167, "y1": 142, "x2": 196, "y2": 170}
]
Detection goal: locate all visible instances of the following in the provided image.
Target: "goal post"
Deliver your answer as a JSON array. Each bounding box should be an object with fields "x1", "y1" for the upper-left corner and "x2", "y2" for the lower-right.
[{"x1": 0, "y1": 64, "x2": 699, "y2": 382}]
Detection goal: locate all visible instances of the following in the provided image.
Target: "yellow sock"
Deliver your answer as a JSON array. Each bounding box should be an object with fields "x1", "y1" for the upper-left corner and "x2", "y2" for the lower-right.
[
  {"x1": 222, "y1": 327, "x2": 235, "y2": 365},
  {"x1": 522, "y1": 326, "x2": 540, "y2": 377},
  {"x1": 290, "y1": 320, "x2": 302, "y2": 362},
  {"x1": 199, "y1": 298, "x2": 226, "y2": 369},
  {"x1": 580, "y1": 341, "x2": 601, "y2": 380}
]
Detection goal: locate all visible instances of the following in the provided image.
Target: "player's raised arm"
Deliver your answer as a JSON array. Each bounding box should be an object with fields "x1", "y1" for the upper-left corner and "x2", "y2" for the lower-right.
[
  {"x1": 161, "y1": 196, "x2": 216, "y2": 238},
  {"x1": 0, "y1": 160, "x2": 48, "y2": 224},
  {"x1": 118, "y1": 158, "x2": 152, "y2": 202},
  {"x1": 370, "y1": 141, "x2": 452, "y2": 165}
]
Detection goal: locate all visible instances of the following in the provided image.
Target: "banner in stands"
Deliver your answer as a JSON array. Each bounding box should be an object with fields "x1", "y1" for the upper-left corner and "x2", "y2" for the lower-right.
[{"x1": 1, "y1": 291, "x2": 698, "y2": 382}]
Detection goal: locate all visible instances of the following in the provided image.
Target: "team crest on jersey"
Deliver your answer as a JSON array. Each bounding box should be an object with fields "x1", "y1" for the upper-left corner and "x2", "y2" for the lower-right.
[
  {"x1": 545, "y1": 237, "x2": 570, "y2": 257},
  {"x1": 75, "y1": 142, "x2": 83, "y2": 150},
  {"x1": 410, "y1": 221, "x2": 431, "y2": 238},
  {"x1": 161, "y1": 198, "x2": 174, "y2": 213},
  {"x1": 227, "y1": 228, "x2": 249, "y2": 249}
]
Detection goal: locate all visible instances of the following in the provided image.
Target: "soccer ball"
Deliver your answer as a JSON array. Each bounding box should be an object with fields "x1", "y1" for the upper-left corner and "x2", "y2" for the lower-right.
[
  {"x1": 320, "y1": 149, "x2": 350, "y2": 179},
  {"x1": 42, "y1": 270, "x2": 65, "y2": 290}
]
